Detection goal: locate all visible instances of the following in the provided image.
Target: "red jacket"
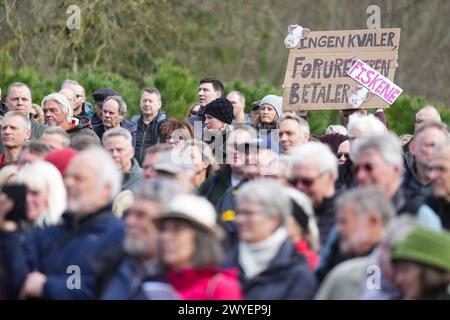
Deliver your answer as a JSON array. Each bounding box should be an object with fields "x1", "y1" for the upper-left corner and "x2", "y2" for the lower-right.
[{"x1": 168, "y1": 267, "x2": 242, "y2": 300}]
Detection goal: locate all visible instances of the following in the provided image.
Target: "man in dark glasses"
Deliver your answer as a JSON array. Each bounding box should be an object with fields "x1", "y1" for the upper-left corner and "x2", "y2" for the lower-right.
[
  {"x1": 351, "y1": 133, "x2": 441, "y2": 229},
  {"x1": 336, "y1": 140, "x2": 350, "y2": 165},
  {"x1": 335, "y1": 115, "x2": 386, "y2": 192}
]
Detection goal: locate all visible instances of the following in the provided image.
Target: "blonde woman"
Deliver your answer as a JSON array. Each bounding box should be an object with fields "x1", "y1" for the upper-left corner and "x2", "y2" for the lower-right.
[{"x1": 14, "y1": 161, "x2": 66, "y2": 228}]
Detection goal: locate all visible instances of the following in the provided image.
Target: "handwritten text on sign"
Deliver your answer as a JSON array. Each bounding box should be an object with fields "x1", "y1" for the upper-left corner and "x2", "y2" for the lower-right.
[
  {"x1": 347, "y1": 59, "x2": 402, "y2": 104},
  {"x1": 282, "y1": 28, "x2": 401, "y2": 111}
]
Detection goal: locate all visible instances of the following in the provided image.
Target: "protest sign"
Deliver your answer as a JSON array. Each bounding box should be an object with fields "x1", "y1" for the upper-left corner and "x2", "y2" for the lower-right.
[
  {"x1": 282, "y1": 28, "x2": 401, "y2": 111},
  {"x1": 347, "y1": 59, "x2": 403, "y2": 105}
]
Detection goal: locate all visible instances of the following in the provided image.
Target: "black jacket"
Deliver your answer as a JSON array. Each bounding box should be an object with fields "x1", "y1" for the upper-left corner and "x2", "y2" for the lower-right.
[
  {"x1": 401, "y1": 162, "x2": 433, "y2": 205},
  {"x1": 314, "y1": 195, "x2": 338, "y2": 247},
  {"x1": 133, "y1": 112, "x2": 167, "y2": 165},
  {"x1": 223, "y1": 239, "x2": 317, "y2": 300},
  {"x1": 0, "y1": 101, "x2": 7, "y2": 117},
  {"x1": 198, "y1": 165, "x2": 232, "y2": 207},
  {"x1": 426, "y1": 196, "x2": 450, "y2": 231}
]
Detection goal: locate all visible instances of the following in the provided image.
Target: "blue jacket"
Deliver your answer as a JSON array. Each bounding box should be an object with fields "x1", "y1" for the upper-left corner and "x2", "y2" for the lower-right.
[
  {"x1": 223, "y1": 239, "x2": 317, "y2": 300},
  {"x1": 0, "y1": 206, "x2": 124, "y2": 299},
  {"x1": 93, "y1": 119, "x2": 137, "y2": 147}
]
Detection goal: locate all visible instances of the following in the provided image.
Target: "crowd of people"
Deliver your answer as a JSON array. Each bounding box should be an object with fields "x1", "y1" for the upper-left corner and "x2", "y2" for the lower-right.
[{"x1": 0, "y1": 77, "x2": 449, "y2": 300}]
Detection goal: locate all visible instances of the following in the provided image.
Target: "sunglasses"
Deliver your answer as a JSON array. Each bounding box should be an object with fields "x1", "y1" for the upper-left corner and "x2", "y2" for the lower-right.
[
  {"x1": 290, "y1": 170, "x2": 326, "y2": 187},
  {"x1": 337, "y1": 152, "x2": 349, "y2": 159},
  {"x1": 352, "y1": 163, "x2": 374, "y2": 174}
]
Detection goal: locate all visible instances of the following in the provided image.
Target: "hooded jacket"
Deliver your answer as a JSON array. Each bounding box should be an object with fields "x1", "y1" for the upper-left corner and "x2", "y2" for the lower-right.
[{"x1": 67, "y1": 116, "x2": 95, "y2": 138}]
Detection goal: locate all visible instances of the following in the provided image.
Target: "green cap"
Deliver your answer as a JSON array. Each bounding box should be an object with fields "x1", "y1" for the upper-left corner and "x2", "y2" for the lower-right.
[{"x1": 391, "y1": 227, "x2": 450, "y2": 272}]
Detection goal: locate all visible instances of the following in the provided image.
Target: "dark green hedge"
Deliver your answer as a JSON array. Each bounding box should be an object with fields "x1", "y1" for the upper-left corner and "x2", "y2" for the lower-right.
[{"x1": 1, "y1": 53, "x2": 448, "y2": 134}]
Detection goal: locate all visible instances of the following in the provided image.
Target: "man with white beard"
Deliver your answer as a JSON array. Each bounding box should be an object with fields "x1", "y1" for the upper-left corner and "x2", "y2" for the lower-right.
[{"x1": 94, "y1": 179, "x2": 182, "y2": 300}]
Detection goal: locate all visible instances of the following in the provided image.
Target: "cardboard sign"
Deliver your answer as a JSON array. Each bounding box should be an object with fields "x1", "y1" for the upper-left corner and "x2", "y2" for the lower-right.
[
  {"x1": 347, "y1": 59, "x2": 403, "y2": 104},
  {"x1": 282, "y1": 28, "x2": 401, "y2": 111}
]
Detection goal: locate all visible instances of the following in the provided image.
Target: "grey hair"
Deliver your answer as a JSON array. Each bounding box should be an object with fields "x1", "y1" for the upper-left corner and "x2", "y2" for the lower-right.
[
  {"x1": 102, "y1": 127, "x2": 133, "y2": 148},
  {"x1": 61, "y1": 79, "x2": 80, "y2": 87},
  {"x1": 413, "y1": 121, "x2": 448, "y2": 142},
  {"x1": 41, "y1": 92, "x2": 71, "y2": 122},
  {"x1": 416, "y1": 105, "x2": 441, "y2": 123},
  {"x1": 290, "y1": 141, "x2": 338, "y2": 181},
  {"x1": 350, "y1": 132, "x2": 404, "y2": 170},
  {"x1": 3, "y1": 111, "x2": 31, "y2": 131},
  {"x1": 80, "y1": 147, "x2": 122, "y2": 201},
  {"x1": 131, "y1": 178, "x2": 183, "y2": 207},
  {"x1": 280, "y1": 112, "x2": 310, "y2": 136},
  {"x1": 335, "y1": 186, "x2": 395, "y2": 227},
  {"x1": 6, "y1": 82, "x2": 31, "y2": 99},
  {"x1": 382, "y1": 215, "x2": 421, "y2": 248},
  {"x1": 142, "y1": 88, "x2": 161, "y2": 101},
  {"x1": 182, "y1": 139, "x2": 218, "y2": 167},
  {"x1": 347, "y1": 114, "x2": 386, "y2": 137},
  {"x1": 20, "y1": 140, "x2": 52, "y2": 156},
  {"x1": 227, "y1": 90, "x2": 246, "y2": 103},
  {"x1": 43, "y1": 126, "x2": 71, "y2": 147},
  {"x1": 104, "y1": 95, "x2": 127, "y2": 115},
  {"x1": 236, "y1": 179, "x2": 292, "y2": 226}
]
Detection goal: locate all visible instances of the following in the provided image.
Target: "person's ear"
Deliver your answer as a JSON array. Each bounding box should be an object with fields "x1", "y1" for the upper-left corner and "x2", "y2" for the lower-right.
[{"x1": 409, "y1": 139, "x2": 416, "y2": 156}]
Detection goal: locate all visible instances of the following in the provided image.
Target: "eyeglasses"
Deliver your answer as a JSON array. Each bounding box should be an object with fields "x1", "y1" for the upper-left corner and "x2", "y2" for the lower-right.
[
  {"x1": 290, "y1": 170, "x2": 327, "y2": 187},
  {"x1": 336, "y1": 152, "x2": 349, "y2": 159},
  {"x1": 352, "y1": 163, "x2": 374, "y2": 174}
]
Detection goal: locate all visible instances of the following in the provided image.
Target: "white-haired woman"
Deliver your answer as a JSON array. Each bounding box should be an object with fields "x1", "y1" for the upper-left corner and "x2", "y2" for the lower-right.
[
  {"x1": 224, "y1": 179, "x2": 317, "y2": 300},
  {"x1": 181, "y1": 139, "x2": 219, "y2": 189},
  {"x1": 14, "y1": 161, "x2": 66, "y2": 229}
]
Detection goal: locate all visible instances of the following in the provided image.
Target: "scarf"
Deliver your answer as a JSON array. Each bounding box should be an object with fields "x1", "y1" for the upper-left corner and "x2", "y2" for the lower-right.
[{"x1": 238, "y1": 227, "x2": 288, "y2": 279}]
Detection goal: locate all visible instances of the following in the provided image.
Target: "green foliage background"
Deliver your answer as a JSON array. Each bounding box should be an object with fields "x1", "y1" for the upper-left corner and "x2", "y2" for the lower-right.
[{"x1": 1, "y1": 51, "x2": 449, "y2": 134}]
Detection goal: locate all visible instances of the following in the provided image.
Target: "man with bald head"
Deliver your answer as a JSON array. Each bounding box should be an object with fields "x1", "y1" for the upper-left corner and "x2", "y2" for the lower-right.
[
  {"x1": 415, "y1": 105, "x2": 442, "y2": 131},
  {"x1": 227, "y1": 91, "x2": 247, "y2": 125},
  {"x1": 61, "y1": 79, "x2": 87, "y2": 117},
  {"x1": 0, "y1": 83, "x2": 47, "y2": 152}
]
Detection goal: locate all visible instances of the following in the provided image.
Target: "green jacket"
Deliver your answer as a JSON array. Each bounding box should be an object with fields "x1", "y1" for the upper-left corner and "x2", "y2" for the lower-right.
[
  {"x1": 121, "y1": 158, "x2": 143, "y2": 191},
  {"x1": 198, "y1": 165, "x2": 232, "y2": 207}
]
